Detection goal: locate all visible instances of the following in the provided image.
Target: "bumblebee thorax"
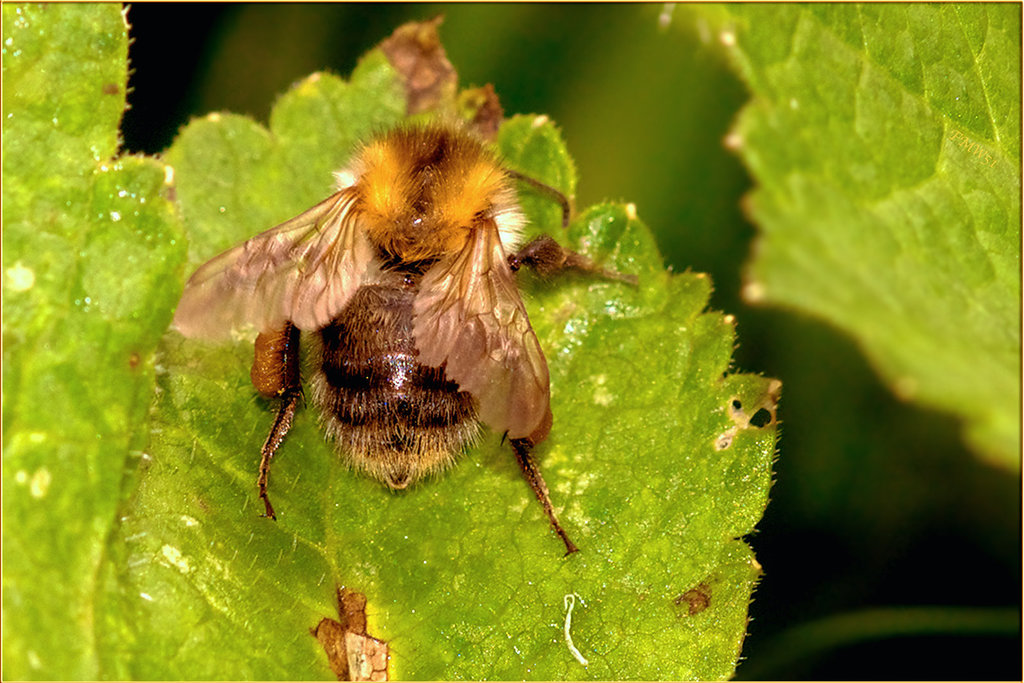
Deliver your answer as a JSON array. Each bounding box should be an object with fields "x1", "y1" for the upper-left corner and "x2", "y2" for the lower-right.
[{"x1": 350, "y1": 124, "x2": 518, "y2": 261}]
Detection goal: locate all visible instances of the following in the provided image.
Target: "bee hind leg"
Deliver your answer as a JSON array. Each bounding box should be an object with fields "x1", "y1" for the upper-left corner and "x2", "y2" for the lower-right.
[
  {"x1": 256, "y1": 390, "x2": 300, "y2": 520},
  {"x1": 252, "y1": 322, "x2": 303, "y2": 520},
  {"x1": 510, "y1": 437, "x2": 579, "y2": 556}
]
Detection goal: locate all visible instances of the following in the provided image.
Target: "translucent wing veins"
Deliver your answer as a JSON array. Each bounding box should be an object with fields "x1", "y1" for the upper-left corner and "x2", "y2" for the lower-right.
[
  {"x1": 412, "y1": 223, "x2": 551, "y2": 441},
  {"x1": 173, "y1": 190, "x2": 374, "y2": 339}
]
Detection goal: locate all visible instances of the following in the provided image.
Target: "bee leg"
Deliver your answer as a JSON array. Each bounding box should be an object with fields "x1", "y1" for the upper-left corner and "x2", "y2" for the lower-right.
[
  {"x1": 510, "y1": 437, "x2": 579, "y2": 556},
  {"x1": 505, "y1": 169, "x2": 572, "y2": 228},
  {"x1": 256, "y1": 391, "x2": 300, "y2": 520},
  {"x1": 252, "y1": 322, "x2": 302, "y2": 520},
  {"x1": 508, "y1": 235, "x2": 638, "y2": 285}
]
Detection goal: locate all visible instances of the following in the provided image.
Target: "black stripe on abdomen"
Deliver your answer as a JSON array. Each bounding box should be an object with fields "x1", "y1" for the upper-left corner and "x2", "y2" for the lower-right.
[{"x1": 318, "y1": 352, "x2": 474, "y2": 430}]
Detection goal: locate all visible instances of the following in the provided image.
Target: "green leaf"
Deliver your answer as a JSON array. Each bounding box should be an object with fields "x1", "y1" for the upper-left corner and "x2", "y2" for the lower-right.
[
  {"x1": 2, "y1": 4, "x2": 186, "y2": 679},
  {"x1": 107, "y1": 48, "x2": 778, "y2": 680},
  {"x1": 690, "y1": 4, "x2": 1020, "y2": 469}
]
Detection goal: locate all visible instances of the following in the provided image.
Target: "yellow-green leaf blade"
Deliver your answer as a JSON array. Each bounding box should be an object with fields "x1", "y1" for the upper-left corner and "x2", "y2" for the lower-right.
[{"x1": 113, "y1": 38, "x2": 777, "y2": 680}]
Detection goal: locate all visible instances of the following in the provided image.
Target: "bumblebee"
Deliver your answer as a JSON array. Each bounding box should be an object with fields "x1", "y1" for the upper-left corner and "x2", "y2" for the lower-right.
[{"x1": 174, "y1": 122, "x2": 625, "y2": 554}]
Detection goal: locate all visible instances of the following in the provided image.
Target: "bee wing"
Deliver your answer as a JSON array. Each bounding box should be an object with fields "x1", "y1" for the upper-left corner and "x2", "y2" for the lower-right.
[
  {"x1": 173, "y1": 190, "x2": 374, "y2": 339},
  {"x1": 413, "y1": 222, "x2": 552, "y2": 442}
]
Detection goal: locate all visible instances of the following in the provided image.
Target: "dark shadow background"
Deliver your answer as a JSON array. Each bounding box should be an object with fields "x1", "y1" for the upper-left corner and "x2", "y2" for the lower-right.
[{"x1": 121, "y1": 4, "x2": 1021, "y2": 679}]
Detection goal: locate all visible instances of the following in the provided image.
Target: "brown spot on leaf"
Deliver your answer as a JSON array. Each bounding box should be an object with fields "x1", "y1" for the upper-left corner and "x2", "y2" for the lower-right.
[
  {"x1": 379, "y1": 16, "x2": 457, "y2": 115},
  {"x1": 102, "y1": 82, "x2": 119, "y2": 95},
  {"x1": 128, "y1": 351, "x2": 141, "y2": 369},
  {"x1": 675, "y1": 582, "x2": 711, "y2": 616},
  {"x1": 336, "y1": 586, "x2": 368, "y2": 634},
  {"x1": 312, "y1": 587, "x2": 389, "y2": 681},
  {"x1": 458, "y1": 83, "x2": 504, "y2": 141},
  {"x1": 313, "y1": 619, "x2": 349, "y2": 679}
]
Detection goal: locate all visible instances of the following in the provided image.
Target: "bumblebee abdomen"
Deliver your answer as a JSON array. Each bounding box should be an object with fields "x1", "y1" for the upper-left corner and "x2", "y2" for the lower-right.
[{"x1": 310, "y1": 282, "x2": 479, "y2": 489}]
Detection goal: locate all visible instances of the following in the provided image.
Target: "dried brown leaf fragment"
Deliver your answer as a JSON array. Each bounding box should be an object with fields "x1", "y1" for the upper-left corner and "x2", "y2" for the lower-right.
[
  {"x1": 380, "y1": 16, "x2": 457, "y2": 115},
  {"x1": 312, "y1": 587, "x2": 389, "y2": 681}
]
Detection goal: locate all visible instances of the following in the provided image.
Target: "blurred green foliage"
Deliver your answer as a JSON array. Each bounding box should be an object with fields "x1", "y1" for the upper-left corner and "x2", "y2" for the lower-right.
[{"x1": 698, "y1": 4, "x2": 1020, "y2": 469}]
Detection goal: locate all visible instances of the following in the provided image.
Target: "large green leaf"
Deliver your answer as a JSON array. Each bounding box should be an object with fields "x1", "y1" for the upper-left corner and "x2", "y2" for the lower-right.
[
  {"x1": 2, "y1": 4, "x2": 186, "y2": 679},
  {"x1": 2, "y1": 7, "x2": 777, "y2": 679},
  {"x1": 111, "y1": 52, "x2": 777, "y2": 681},
  {"x1": 690, "y1": 4, "x2": 1020, "y2": 469}
]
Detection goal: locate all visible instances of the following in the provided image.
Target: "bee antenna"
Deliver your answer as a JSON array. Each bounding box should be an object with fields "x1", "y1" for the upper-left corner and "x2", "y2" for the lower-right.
[{"x1": 506, "y1": 169, "x2": 571, "y2": 230}]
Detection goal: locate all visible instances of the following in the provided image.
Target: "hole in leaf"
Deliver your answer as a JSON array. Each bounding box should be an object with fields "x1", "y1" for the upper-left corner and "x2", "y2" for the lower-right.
[{"x1": 749, "y1": 407, "x2": 773, "y2": 428}]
